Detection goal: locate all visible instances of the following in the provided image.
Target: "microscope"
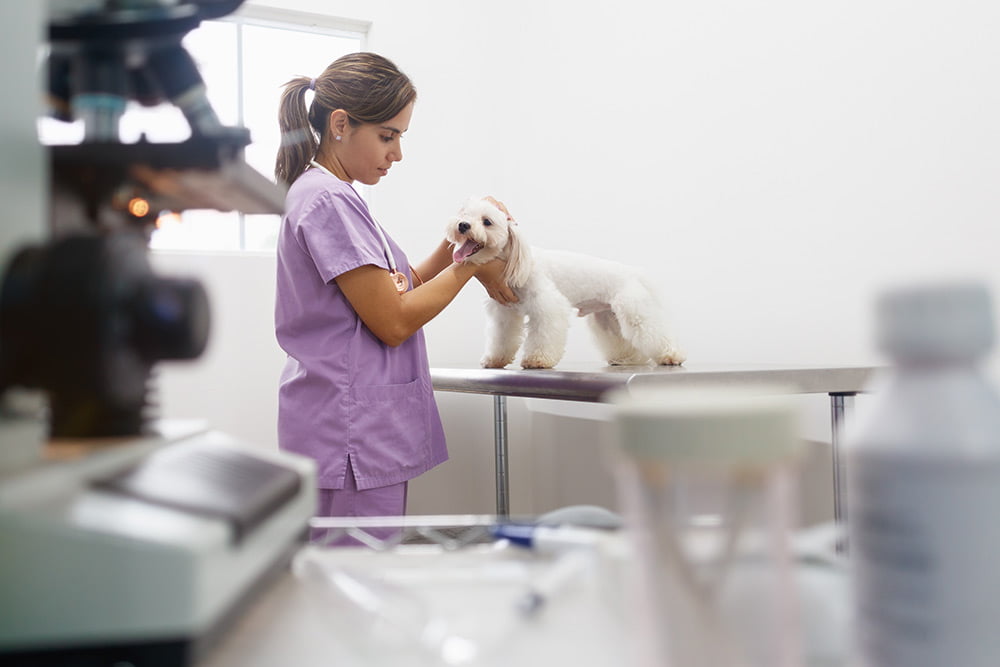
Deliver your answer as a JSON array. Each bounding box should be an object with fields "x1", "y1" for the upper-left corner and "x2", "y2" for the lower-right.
[{"x1": 0, "y1": 2, "x2": 316, "y2": 664}]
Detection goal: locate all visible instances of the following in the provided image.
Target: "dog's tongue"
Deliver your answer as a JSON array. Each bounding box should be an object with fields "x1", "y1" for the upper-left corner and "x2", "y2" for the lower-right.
[{"x1": 452, "y1": 239, "x2": 480, "y2": 263}]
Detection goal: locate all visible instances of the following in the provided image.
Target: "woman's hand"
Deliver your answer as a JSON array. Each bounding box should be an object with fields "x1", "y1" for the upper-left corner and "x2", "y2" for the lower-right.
[{"x1": 474, "y1": 258, "x2": 518, "y2": 306}]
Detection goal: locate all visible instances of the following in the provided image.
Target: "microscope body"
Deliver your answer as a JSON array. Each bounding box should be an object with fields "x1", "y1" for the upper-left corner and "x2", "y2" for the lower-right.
[{"x1": 0, "y1": 4, "x2": 314, "y2": 664}]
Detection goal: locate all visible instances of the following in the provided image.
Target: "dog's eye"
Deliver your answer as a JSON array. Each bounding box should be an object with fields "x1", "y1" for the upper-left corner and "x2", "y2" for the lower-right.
[{"x1": 482, "y1": 217, "x2": 492, "y2": 226}]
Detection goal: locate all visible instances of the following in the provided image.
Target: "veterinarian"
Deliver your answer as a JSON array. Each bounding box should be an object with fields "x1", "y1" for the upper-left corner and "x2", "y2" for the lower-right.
[{"x1": 273, "y1": 52, "x2": 515, "y2": 539}]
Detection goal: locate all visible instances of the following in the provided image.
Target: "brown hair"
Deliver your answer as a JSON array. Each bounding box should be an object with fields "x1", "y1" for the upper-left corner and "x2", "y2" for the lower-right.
[{"x1": 275, "y1": 52, "x2": 417, "y2": 186}]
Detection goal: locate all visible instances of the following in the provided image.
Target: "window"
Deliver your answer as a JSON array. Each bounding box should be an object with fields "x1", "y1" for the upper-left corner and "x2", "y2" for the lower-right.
[{"x1": 39, "y1": 9, "x2": 366, "y2": 252}]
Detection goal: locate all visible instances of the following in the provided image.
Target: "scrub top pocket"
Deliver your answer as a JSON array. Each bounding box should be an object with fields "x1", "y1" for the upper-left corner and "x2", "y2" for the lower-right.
[{"x1": 348, "y1": 377, "x2": 433, "y2": 488}]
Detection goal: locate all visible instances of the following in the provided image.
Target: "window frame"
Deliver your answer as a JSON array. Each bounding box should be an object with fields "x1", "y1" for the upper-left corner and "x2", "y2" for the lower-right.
[{"x1": 154, "y1": 7, "x2": 369, "y2": 254}]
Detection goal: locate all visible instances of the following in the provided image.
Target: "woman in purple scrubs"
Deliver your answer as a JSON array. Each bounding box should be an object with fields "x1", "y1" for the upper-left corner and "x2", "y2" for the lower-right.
[{"x1": 273, "y1": 53, "x2": 513, "y2": 539}]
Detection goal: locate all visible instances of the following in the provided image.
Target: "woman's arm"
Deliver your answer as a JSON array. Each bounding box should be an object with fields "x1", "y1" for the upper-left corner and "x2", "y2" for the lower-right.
[
  {"x1": 414, "y1": 239, "x2": 456, "y2": 283},
  {"x1": 335, "y1": 259, "x2": 500, "y2": 347},
  {"x1": 416, "y1": 239, "x2": 518, "y2": 305}
]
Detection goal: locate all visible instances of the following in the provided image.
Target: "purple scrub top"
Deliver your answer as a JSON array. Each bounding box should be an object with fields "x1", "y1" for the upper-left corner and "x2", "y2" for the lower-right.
[{"x1": 275, "y1": 169, "x2": 448, "y2": 490}]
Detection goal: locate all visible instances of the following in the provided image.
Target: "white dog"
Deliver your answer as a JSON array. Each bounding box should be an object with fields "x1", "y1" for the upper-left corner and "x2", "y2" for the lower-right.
[{"x1": 446, "y1": 197, "x2": 685, "y2": 369}]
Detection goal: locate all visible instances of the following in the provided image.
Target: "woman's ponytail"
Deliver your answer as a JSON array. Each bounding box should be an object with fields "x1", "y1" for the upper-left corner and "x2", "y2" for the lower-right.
[{"x1": 275, "y1": 76, "x2": 319, "y2": 187}]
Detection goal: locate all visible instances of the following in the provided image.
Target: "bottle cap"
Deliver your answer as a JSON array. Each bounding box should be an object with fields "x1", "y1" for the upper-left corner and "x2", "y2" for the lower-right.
[
  {"x1": 607, "y1": 384, "x2": 801, "y2": 464},
  {"x1": 877, "y1": 282, "x2": 994, "y2": 361}
]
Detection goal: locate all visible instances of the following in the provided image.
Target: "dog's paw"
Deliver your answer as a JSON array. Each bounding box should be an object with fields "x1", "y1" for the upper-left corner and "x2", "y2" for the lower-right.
[
  {"x1": 520, "y1": 354, "x2": 558, "y2": 369},
  {"x1": 655, "y1": 349, "x2": 686, "y2": 366},
  {"x1": 606, "y1": 353, "x2": 650, "y2": 366},
  {"x1": 481, "y1": 355, "x2": 512, "y2": 369}
]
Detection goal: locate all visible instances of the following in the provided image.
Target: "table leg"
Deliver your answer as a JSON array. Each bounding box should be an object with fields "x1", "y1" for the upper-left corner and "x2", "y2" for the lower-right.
[
  {"x1": 830, "y1": 393, "x2": 855, "y2": 527},
  {"x1": 493, "y1": 395, "x2": 510, "y2": 517}
]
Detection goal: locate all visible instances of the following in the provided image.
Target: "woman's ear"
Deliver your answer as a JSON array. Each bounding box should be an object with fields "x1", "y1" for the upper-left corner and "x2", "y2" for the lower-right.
[{"x1": 329, "y1": 109, "x2": 350, "y2": 139}]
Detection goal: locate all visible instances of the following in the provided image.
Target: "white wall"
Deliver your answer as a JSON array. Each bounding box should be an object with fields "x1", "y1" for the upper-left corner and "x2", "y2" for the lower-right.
[
  {"x1": 153, "y1": 1, "x2": 1000, "y2": 517},
  {"x1": 150, "y1": 251, "x2": 282, "y2": 446},
  {"x1": 239, "y1": 0, "x2": 1000, "y2": 369}
]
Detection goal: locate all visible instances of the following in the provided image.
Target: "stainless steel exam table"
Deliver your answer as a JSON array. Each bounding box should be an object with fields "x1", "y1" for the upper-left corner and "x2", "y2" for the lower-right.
[{"x1": 430, "y1": 363, "x2": 877, "y2": 521}]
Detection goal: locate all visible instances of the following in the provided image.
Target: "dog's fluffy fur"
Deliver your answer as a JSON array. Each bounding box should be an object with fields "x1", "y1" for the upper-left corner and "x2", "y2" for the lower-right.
[{"x1": 446, "y1": 197, "x2": 685, "y2": 369}]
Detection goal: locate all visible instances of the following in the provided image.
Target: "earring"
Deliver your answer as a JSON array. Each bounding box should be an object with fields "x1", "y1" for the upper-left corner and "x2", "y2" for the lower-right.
[{"x1": 335, "y1": 135, "x2": 342, "y2": 141}]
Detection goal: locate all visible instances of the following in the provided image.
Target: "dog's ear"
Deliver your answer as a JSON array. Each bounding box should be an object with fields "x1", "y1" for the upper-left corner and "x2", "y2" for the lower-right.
[
  {"x1": 444, "y1": 214, "x2": 461, "y2": 243},
  {"x1": 502, "y1": 221, "x2": 533, "y2": 288}
]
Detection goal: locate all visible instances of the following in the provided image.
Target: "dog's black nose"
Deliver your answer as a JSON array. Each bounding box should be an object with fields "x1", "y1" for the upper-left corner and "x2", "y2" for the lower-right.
[{"x1": 458, "y1": 222, "x2": 470, "y2": 234}]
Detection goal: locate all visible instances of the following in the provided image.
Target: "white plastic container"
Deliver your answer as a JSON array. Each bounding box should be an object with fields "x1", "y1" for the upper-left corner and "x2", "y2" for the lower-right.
[
  {"x1": 847, "y1": 282, "x2": 1000, "y2": 667},
  {"x1": 609, "y1": 385, "x2": 804, "y2": 667}
]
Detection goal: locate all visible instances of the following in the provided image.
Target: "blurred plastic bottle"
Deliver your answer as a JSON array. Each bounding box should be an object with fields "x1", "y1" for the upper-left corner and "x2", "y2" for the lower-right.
[
  {"x1": 847, "y1": 282, "x2": 1000, "y2": 667},
  {"x1": 609, "y1": 385, "x2": 803, "y2": 667}
]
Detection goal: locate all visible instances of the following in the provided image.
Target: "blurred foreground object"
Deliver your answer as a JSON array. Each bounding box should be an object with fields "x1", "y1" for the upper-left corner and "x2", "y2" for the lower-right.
[
  {"x1": 0, "y1": 231, "x2": 209, "y2": 437},
  {"x1": 608, "y1": 385, "x2": 805, "y2": 667},
  {"x1": 0, "y1": 425, "x2": 316, "y2": 666},
  {"x1": 0, "y1": 3, "x2": 314, "y2": 665},
  {"x1": 847, "y1": 282, "x2": 1000, "y2": 667},
  {"x1": 1, "y1": 0, "x2": 285, "y2": 439}
]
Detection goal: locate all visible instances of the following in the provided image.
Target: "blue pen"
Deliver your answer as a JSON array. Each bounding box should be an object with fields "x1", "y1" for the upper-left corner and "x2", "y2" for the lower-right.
[
  {"x1": 491, "y1": 524, "x2": 606, "y2": 617},
  {"x1": 491, "y1": 523, "x2": 607, "y2": 553},
  {"x1": 515, "y1": 549, "x2": 594, "y2": 617}
]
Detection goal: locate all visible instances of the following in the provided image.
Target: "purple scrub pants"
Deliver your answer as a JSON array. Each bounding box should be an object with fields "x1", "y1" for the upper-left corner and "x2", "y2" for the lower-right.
[{"x1": 310, "y1": 471, "x2": 408, "y2": 545}]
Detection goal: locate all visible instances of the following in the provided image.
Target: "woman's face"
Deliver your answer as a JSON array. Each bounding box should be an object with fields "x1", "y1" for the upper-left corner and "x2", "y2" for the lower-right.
[{"x1": 338, "y1": 103, "x2": 414, "y2": 186}]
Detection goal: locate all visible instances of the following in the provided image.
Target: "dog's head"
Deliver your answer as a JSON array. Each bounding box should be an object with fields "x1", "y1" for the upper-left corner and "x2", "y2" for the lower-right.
[
  {"x1": 445, "y1": 197, "x2": 511, "y2": 265},
  {"x1": 445, "y1": 197, "x2": 532, "y2": 286}
]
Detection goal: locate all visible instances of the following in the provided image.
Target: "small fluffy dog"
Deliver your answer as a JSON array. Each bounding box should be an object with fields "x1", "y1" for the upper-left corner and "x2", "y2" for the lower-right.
[{"x1": 446, "y1": 197, "x2": 685, "y2": 369}]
